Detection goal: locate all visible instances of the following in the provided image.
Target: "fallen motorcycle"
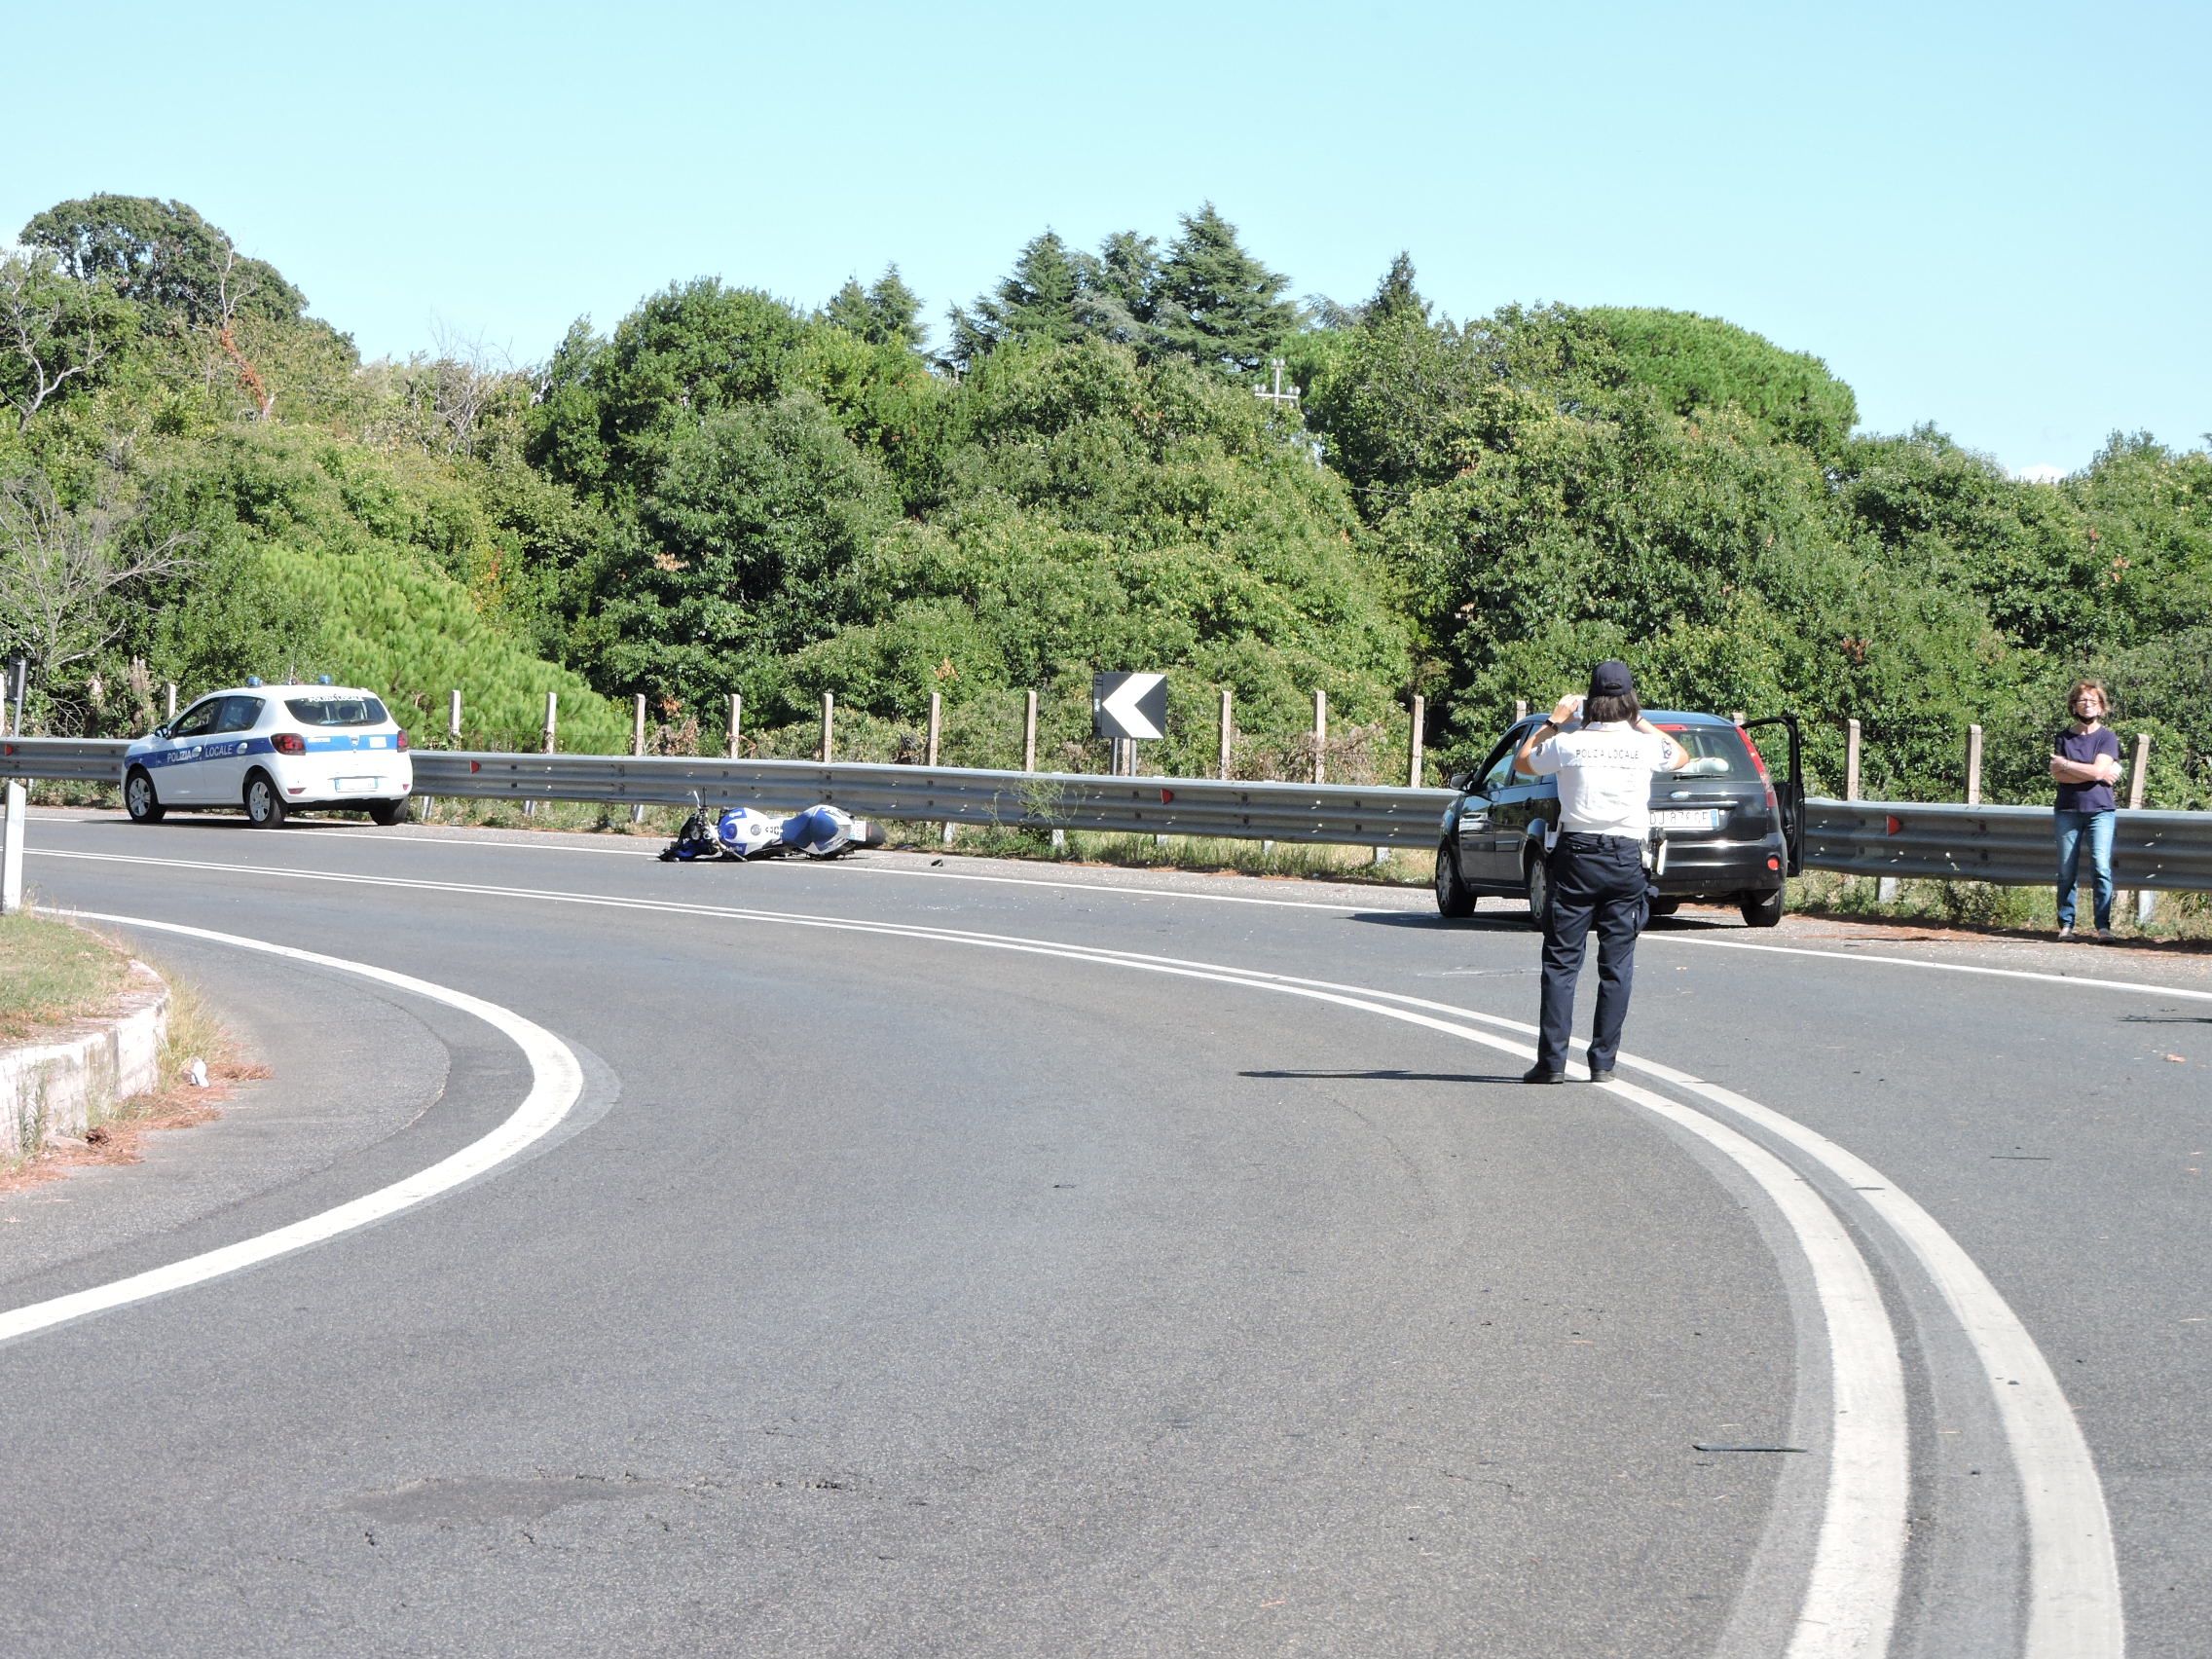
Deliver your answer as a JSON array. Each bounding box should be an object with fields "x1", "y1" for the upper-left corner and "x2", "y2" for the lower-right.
[{"x1": 659, "y1": 798, "x2": 886, "y2": 863}]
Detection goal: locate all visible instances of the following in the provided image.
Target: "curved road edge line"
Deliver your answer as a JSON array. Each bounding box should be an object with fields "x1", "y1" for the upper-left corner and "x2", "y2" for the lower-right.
[{"x1": 0, "y1": 911, "x2": 586, "y2": 1348}]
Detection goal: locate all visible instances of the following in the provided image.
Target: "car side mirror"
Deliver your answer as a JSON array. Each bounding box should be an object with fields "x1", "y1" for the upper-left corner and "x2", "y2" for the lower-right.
[
  {"x1": 1446, "y1": 772, "x2": 1470, "y2": 793},
  {"x1": 152, "y1": 723, "x2": 170, "y2": 740}
]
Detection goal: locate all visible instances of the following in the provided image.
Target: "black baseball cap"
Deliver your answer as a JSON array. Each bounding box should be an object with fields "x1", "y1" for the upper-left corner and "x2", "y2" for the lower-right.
[{"x1": 1588, "y1": 660, "x2": 1635, "y2": 698}]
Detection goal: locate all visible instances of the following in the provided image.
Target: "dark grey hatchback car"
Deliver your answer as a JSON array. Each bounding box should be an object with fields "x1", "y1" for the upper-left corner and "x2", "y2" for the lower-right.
[{"x1": 1434, "y1": 710, "x2": 1804, "y2": 928}]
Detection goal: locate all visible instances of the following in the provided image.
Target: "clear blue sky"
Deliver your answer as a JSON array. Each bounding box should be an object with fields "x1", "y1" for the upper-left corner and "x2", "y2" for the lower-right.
[{"x1": 8, "y1": 0, "x2": 2204, "y2": 476}]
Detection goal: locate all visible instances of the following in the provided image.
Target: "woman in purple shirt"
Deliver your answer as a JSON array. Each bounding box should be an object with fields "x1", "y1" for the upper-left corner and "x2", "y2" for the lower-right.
[{"x1": 2049, "y1": 679, "x2": 2123, "y2": 940}]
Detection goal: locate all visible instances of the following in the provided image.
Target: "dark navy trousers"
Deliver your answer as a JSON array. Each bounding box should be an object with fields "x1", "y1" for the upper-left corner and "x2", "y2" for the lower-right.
[{"x1": 1536, "y1": 832, "x2": 1652, "y2": 1074}]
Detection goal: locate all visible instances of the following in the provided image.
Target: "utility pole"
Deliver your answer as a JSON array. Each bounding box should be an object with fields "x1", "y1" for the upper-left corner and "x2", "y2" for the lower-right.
[{"x1": 1252, "y1": 358, "x2": 1300, "y2": 414}]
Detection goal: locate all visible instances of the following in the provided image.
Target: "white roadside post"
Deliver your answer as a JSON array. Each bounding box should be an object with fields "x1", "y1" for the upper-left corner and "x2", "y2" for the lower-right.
[
  {"x1": 727, "y1": 693, "x2": 743, "y2": 760},
  {"x1": 526, "y1": 691, "x2": 556, "y2": 817},
  {"x1": 2, "y1": 776, "x2": 23, "y2": 916},
  {"x1": 1024, "y1": 689, "x2": 1062, "y2": 850},
  {"x1": 630, "y1": 692, "x2": 647, "y2": 826},
  {"x1": 1217, "y1": 687, "x2": 1233, "y2": 781},
  {"x1": 1, "y1": 664, "x2": 21, "y2": 912},
  {"x1": 165, "y1": 682, "x2": 177, "y2": 720},
  {"x1": 1966, "y1": 724, "x2": 1983, "y2": 806},
  {"x1": 929, "y1": 691, "x2": 952, "y2": 846},
  {"x1": 1312, "y1": 689, "x2": 1327, "y2": 786},
  {"x1": 2129, "y1": 733, "x2": 2155, "y2": 926}
]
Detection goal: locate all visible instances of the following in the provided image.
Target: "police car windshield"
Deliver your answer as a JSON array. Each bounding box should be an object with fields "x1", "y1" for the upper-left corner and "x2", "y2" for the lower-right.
[
  {"x1": 1657, "y1": 723, "x2": 1759, "y2": 779},
  {"x1": 285, "y1": 696, "x2": 387, "y2": 727}
]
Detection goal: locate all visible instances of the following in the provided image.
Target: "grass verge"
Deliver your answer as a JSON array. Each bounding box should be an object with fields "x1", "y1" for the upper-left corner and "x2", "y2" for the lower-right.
[
  {"x1": 0, "y1": 910, "x2": 131, "y2": 1043},
  {"x1": 1788, "y1": 868, "x2": 2212, "y2": 945},
  {"x1": 1, "y1": 926, "x2": 269, "y2": 1189}
]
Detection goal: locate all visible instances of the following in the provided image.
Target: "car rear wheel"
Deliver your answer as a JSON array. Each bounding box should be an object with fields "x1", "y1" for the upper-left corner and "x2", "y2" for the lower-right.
[
  {"x1": 367, "y1": 799, "x2": 408, "y2": 827},
  {"x1": 1433, "y1": 841, "x2": 1474, "y2": 918},
  {"x1": 1739, "y1": 887, "x2": 1785, "y2": 928},
  {"x1": 1523, "y1": 851, "x2": 1550, "y2": 932},
  {"x1": 242, "y1": 770, "x2": 288, "y2": 828},
  {"x1": 124, "y1": 768, "x2": 166, "y2": 825},
  {"x1": 1646, "y1": 896, "x2": 1681, "y2": 918}
]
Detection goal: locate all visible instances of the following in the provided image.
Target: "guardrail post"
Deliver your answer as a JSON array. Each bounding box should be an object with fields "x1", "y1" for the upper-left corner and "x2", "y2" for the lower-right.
[
  {"x1": 1, "y1": 778, "x2": 24, "y2": 915},
  {"x1": 1312, "y1": 689, "x2": 1327, "y2": 785},
  {"x1": 727, "y1": 693, "x2": 742, "y2": 760},
  {"x1": 1966, "y1": 724, "x2": 1983, "y2": 806},
  {"x1": 1845, "y1": 719, "x2": 1862, "y2": 801},
  {"x1": 821, "y1": 692, "x2": 834, "y2": 762},
  {"x1": 2130, "y1": 732, "x2": 2156, "y2": 925},
  {"x1": 1218, "y1": 688, "x2": 1233, "y2": 781}
]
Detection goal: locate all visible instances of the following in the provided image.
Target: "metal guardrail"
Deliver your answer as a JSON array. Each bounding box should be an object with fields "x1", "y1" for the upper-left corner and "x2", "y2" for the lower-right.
[
  {"x1": 0, "y1": 739, "x2": 1459, "y2": 849},
  {"x1": 1805, "y1": 798, "x2": 2212, "y2": 892},
  {"x1": 8, "y1": 738, "x2": 2212, "y2": 883}
]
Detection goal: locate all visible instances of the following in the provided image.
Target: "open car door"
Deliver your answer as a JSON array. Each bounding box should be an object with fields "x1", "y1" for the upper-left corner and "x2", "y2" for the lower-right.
[{"x1": 1741, "y1": 714, "x2": 1803, "y2": 875}]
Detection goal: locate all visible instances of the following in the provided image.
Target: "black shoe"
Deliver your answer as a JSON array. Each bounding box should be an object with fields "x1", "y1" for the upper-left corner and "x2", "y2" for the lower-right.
[
  {"x1": 1522, "y1": 1064, "x2": 1567, "y2": 1085},
  {"x1": 1589, "y1": 1067, "x2": 1615, "y2": 1084}
]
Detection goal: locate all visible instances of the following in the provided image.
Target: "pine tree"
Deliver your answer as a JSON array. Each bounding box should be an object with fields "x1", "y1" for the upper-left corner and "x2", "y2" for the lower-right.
[
  {"x1": 942, "y1": 231, "x2": 1084, "y2": 370},
  {"x1": 1147, "y1": 203, "x2": 1299, "y2": 379},
  {"x1": 823, "y1": 265, "x2": 926, "y2": 350},
  {"x1": 1365, "y1": 251, "x2": 1429, "y2": 329},
  {"x1": 1073, "y1": 231, "x2": 1160, "y2": 348}
]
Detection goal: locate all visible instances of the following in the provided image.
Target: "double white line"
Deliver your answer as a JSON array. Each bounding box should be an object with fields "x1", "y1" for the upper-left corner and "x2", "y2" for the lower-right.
[{"x1": 15, "y1": 849, "x2": 2124, "y2": 1656}]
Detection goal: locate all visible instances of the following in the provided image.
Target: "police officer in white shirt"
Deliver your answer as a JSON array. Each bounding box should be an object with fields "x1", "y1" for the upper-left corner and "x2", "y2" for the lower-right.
[{"x1": 1512, "y1": 660, "x2": 1688, "y2": 1084}]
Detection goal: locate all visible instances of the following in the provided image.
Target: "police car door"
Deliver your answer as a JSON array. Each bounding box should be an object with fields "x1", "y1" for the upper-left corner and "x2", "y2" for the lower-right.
[
  {"x1": 155, "y1": 697, "x2": 226, "y2": 802},
  {"x1": 199, "y1": 695, "x2": 265, "y2": 805}
]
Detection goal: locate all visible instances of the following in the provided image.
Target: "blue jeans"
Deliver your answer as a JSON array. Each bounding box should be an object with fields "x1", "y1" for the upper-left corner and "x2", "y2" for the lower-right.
[{"x1": 2054, "y1": 809, "x2": 2116, "y2": 930}]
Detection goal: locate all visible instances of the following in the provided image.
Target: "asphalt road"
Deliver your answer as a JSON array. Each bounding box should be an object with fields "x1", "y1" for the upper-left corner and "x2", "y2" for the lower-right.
[{"x1": 1, "y1": 809, "x2": 2204, "y2": 1658}]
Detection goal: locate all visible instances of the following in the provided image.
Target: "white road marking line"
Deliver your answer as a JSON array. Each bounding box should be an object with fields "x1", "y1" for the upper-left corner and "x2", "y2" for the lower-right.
[
  {"x1": 1657, "y1": 932, "x2": 2212, "y2": 1004},
  {"x1": 29, "y1": 847, "x2": 1910, "y2": 1653},
  {"x1": 0, "y1": 914, "x2": 585, "y2": 1347}
]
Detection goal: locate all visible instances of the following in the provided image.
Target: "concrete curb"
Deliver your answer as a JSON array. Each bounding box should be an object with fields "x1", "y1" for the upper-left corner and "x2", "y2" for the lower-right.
[{"x1": 2, "y1": 960, "x2": 169, "y2": 1161}]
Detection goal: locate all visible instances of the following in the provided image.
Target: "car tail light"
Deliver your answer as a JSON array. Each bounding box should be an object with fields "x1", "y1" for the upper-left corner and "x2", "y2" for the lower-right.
[
  {"x1": 271, "y1": 732, "x2": 306, "y2": 755},
  {"x1": 1741, "y1": 730, "x2": 1771, "y2": 778},
  {"x1": 397, "y1": 730, "x2": 410, "y2": 752},
  {"x1": 1767, "y1": 856, "x2": 1781, "y2": 870}
]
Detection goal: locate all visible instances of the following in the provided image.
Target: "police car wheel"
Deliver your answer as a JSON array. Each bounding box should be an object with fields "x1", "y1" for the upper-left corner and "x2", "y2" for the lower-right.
[
  {"x1": 1433, "y1": 840, "x2": 1475, "y2": 917},
  {"x1": 366, "y1": 800, "x2": 407, "y2": 827},
  {"x1": 125, "y1": 768, "x2": 166, "y2": 825},
  {"x1": 1522, "y1": 854, "x2": 1550, "y2": 932},
  {"x1": 242, "y1": 771, "x2": 288, "y2": 828}
]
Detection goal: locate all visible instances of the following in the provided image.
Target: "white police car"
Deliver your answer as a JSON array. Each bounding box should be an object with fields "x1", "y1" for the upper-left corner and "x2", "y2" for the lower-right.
[{"x1": 123, "y1": 680, "x2": 413, "y2": 828}]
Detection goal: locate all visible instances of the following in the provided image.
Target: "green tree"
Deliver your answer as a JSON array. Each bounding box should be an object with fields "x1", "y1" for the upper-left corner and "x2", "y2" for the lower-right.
[
  {"x1": 526, "y1": 280, "x2": 814, "y2": 498},
  {"x1": 1147, "y1": 203, "x2": 1299, "y2": 379},
  {"x1": 584, "y1": 394, "x2": 897, "y2": 711},
  {"x1": 943, "y1": 231, "x2": 1087, "y2": 370},
  {"x1": 823, "y1": 265, "x2": 926, "y2": 350},
  {"x1": 0, "y1": 250, "x2": 140, "y2": 428},
  {"x1": 20, "y1": 195, "x2": 305, "y2": 326},
  {"x1": 1586, "y1": 307, "x2": 1858, "y2": 455}
]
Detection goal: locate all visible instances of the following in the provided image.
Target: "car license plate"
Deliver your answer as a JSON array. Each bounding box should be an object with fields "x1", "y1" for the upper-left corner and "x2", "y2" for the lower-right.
[
  {"x1": 333, "y1": 776, "x2": 381, "y2": 793},
  {"x1": 1652, "y1": 808, "x2": 1724, "y2": 830}
]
